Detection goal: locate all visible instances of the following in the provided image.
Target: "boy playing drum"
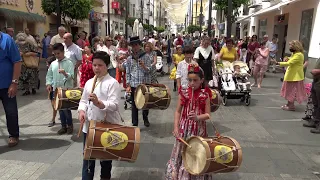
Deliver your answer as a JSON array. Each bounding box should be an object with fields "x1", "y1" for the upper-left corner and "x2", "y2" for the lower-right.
[
  {"x1": 78, "y1": 51, "x2": 121, "y2": 180},
  {"x1": 46, "y1": 43, "x2": 74, "y2": 134}
]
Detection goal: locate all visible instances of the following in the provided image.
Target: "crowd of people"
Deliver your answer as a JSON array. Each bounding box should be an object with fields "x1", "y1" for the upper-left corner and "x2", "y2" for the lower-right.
[{"x1": 1, "y1": 25, "x2": 320, "y2": 180}]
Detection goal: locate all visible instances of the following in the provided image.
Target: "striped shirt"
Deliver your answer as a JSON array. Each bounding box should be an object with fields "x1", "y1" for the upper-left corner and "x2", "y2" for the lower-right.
[{"x1": 125, "y1": 50, "x2": 152, "y2": 88}]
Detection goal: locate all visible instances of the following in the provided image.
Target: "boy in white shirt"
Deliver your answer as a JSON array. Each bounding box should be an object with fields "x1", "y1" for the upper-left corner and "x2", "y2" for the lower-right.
[
  {"x1": 176, "y1": 46, "x2": 198, "y2": 89},
  {"x1": 78, "y1": 51, "x2": 121, "y2": 180}
]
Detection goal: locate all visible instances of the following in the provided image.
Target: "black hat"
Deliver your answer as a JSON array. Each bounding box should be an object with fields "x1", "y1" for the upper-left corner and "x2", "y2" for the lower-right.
[{"x1": 129, "y1": 36, "x2": 141, "y2": 45}]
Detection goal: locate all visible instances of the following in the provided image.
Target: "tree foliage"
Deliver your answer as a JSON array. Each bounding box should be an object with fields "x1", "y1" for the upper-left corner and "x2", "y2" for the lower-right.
[
  {"x1": 214, "y1": 0, "x2": 250, "y2": 22},
  {"x1": 143, "y1": 24, "x2": 154, "y2": 32},
  {"x1": 41, "y1": 0, "x2": 92, "y2": 30},
  {"x1": 126, "y1": 17, "x2": 136, "y2": 27},
  {"x1": 187, "y1": 25, "x2": 201, "y2": 34},
  {"x1": 154, "y1": 26, "x2": 165, "y2": 33}
]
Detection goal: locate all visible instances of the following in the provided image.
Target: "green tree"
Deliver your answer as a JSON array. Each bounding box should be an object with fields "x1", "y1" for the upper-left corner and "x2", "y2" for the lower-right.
[
  {"x1": 41, "y1": 0, "x2": 92, "y2": 30},
  {"x1": 154, "y1": 26, "x2": 165, "y2": 33},
  {"x1": 187, "y1": 25, "x2": 201, "y2": 34},
  {"x1": 214, "y1": 0, "x2": 250, "y2": 22},
  {"x1": 126, "y1": 17, "x2": 136, "y2": 27}
]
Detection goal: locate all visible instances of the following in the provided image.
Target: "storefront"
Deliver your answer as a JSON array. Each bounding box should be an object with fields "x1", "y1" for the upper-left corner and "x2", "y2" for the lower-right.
[
  {"x1": 0, "y1": 0, "x2": 46, "y2": 36},
  {"x1": 253, "y1": 0, "x2": 320, "y2": 77}
]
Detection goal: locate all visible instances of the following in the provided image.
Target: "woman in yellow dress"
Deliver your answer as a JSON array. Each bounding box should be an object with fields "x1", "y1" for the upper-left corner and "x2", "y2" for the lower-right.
[
  {"x1": 170, "y1": 45, "x2": 185, "y2": 91},
  {"x1": 218, "y1": 38, "x2": 238, "y2": 63}
]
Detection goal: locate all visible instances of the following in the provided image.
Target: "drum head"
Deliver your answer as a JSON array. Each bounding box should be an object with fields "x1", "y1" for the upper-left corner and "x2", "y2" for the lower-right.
[
  {"x1": 134, "y1": 86, "x2": 145, "y2": 110},
  {"x1": 183, "y1": 137, "x2": 209, "y2": 175}
]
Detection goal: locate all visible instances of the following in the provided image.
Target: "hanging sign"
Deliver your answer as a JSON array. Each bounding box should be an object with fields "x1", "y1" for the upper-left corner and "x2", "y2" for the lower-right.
[{"x1": 111, "y1": 1, "x2": 120, "y2": 9}]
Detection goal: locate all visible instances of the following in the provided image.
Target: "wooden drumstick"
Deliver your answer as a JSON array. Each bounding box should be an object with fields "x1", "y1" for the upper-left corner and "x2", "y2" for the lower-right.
[
  {"x1": 77, "y1": 75, "x2": 98, "y2": 138},
  {"x1": 178, "y1": 138, "x2": 192, "y2": 148},
  {"x1": 189, "y1": 86, "x2": 195, "y2": 112}
]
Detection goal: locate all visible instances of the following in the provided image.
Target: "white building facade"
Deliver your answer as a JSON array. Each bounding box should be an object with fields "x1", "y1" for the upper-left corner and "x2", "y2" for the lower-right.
[{"x1": 237, "y1": 0, "x2": 320, "y2": 77}]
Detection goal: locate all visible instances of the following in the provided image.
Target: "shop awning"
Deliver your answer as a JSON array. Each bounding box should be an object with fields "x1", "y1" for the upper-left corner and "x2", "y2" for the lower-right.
[
  {"x1": 253, "y1": 0, "x2": 301, "y2": 17},
  {"x1": 236, "y1": 15, "x2": 253, "y2": 23},
  {"x1": 0, "y1": 8, "x2": 46, "y2": 23}
]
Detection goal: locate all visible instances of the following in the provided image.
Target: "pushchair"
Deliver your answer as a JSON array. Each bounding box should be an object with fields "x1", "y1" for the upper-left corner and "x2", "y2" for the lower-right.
[
  {"x1": 124, "y1": 91, "x2": 132, "y2": 110},
  {"x1": 216, "y1": 61, "x2": 251, "y2": 106},
  {"x1": 154, "y1": 49, "x2": 165, "y2": 76}
]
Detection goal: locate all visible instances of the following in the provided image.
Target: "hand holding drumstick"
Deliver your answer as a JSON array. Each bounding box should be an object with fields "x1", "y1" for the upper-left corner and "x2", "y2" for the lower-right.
[{"x1": 77, "y1": 76, "x2": 98, "y2": 138}]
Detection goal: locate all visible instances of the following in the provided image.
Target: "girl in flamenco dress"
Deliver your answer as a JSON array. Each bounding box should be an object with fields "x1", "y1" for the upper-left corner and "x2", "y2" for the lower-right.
[
  {"x1": 165, "y1": 64, "x2": 213, "y2": 180},
  {"x1": 80, "y1": 46, "x2": 95, "y2": 88}
]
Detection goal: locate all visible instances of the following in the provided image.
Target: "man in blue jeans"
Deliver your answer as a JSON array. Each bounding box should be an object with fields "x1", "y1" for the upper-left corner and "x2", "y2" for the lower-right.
[{"x1": 0, "y1": 31, "x2": 22, "y2": 147}]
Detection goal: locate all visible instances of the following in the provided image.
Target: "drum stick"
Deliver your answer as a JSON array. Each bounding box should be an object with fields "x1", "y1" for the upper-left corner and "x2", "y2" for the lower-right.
[
  {"x1": 178, "y1": 138, "x2": 191, "y2": 148},
  {"x1": 190, "y1": 87, "x2": 194, "y2": 111},
  {"x1": 77, "y1": 75, "x2": 98, "y2": 138}
]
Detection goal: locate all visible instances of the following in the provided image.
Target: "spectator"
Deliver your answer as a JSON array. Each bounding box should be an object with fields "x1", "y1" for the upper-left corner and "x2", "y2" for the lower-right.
[{"x1": 0, "y1": 31, "x2": 22, "y2": 147}]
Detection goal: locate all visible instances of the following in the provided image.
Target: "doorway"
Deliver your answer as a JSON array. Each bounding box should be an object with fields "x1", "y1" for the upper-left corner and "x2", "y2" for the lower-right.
[{"x1": 273, "y1": 13, "x2": 289, "y2": 60}]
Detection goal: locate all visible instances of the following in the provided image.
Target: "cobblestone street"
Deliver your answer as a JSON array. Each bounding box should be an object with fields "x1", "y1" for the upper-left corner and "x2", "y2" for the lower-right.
[{"x1": 0, "y1": 63, "x2": 319, "y2": 180}]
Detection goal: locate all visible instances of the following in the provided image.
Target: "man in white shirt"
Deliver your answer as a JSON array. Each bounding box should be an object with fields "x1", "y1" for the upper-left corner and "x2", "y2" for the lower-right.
[
  {"x1": 176, "y1": 46, "x2": 198, "y2": 89},
  {"x1": 97, "y1": 36, "x2": 118, "y2": 78},
  {"x1": 24, "y1": 28, "x2": 37, "y2": 47},
  {"x1": 50, "y1": 26, "x2": 66, "y2": 48},
  {"x1": 63, "y1": 33, "x2": 83, "y2": 87},
  {"x1": 78, "y1": 51, "x2": 121, "y2": 180}
]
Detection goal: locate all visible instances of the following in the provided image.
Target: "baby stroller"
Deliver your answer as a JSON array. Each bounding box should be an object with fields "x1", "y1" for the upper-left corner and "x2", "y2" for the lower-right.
[
  {"x1": 217, "y1": 61, "x2": 251, "y2": 106},
  {"x1": 124, "y1": 91, "x2": 132, "y2": 110},
  {"x1": 154, "y1": 49, "x2": 165, "y2": 76}
]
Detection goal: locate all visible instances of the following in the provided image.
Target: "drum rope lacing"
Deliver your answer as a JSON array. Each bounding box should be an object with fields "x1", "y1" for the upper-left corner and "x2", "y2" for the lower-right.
[
  {"x1": 143, "y1": 86, "x2": 170, "y2": 109},
  {"x1": 87, "y1": 125, "x2": 137, "y2": 162}
]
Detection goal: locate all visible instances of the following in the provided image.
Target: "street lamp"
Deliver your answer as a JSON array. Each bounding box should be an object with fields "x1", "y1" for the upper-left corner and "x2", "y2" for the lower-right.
[
  {"x1": 227, "y1": 0, "x2": 232, "y2": 38},
  {"x1": 199, "y1": 0, "x2": 203, "y2": 37},
  {"x1": 207, "y1": 0, "x2": 212, "y2": 37},
  {"x1": 56, "y1": 0, "x2": 61, "y2": 32},
  {"x1": 147, "y1": 0, "x2": 150, "y2": 35}
]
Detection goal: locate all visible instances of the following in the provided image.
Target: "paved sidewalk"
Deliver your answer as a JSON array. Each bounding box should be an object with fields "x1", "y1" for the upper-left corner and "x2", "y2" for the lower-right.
[{"x1": 0, "y1": 63, "x2": 319, "y2": 180}]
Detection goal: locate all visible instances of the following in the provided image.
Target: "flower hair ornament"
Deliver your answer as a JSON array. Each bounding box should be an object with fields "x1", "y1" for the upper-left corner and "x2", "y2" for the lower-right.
[
  {"x1": 188, "y1": 64, "x2": 200, "y2": 73},
  {"x1": 188, "y1": 64, "x2": 204, "y2": 75}
]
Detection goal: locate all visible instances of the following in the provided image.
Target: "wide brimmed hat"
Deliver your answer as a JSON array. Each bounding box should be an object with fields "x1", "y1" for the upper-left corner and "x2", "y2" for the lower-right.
[{"x1": 130, "y1": 36, "x2": 141, "y2": 45}]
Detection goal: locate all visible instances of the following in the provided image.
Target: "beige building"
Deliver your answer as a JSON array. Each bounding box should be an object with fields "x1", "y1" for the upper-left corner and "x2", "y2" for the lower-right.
[
  {"x1": 0, "y1": 0, "x2": 104, "y2": 39},
  {"x1": 0, "y1": 0, "x2": 47, "y2": 36}
]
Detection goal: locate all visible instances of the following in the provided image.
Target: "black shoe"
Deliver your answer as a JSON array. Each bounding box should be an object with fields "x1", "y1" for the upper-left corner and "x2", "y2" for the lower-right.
[
  {"x1": 310, "y1": 124, "x2": 320, "y2": 134},
  {"x1": 57, "y1": 127, "x2": 67, "y2": 135},
  {"x1": 22, "y1": 90, "x2": 30, "y2": 96},
  {"x1": 144, "y1": 120, "x2": 150, "y2": 127},
  {"x1": 48, "y1": 121, "x2": 55, "y2": 127},
  {"x1": 303, "y1": 120, "x2": 318, "y2": 128},
  {"x1": 132, "y1": 123, "x2": 138, "y2": 127},
  {"x1": 302, "y1": 116, "x2": 311, "y2": 120},
  {"x1": 32, "y1": 89, "x2": 36, "y2": 95},
  {"x1": 67, "y1": 125, "x2": 73, "y2": 134}
]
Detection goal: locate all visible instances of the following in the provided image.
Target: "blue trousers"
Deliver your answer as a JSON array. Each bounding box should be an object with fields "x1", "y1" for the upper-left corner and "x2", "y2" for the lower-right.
[{"x1": 0, "y1": 88, "x2": 19, "y2": 137}]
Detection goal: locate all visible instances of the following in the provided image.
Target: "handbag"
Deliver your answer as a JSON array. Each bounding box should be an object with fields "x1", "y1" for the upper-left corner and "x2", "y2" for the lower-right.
[{"x1": 23, "y1": 54, "x2": 39, "y2": 68}]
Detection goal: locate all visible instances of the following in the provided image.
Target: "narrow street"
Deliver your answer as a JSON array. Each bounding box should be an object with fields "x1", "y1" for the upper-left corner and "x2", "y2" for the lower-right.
[{"x1": 0, "y1": 62, "x2": 319, "y2": 180}]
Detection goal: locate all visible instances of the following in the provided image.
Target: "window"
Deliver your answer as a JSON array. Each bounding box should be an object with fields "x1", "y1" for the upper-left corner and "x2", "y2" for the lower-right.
[
  {"x1": 299, "y1": 8, "x2": 314, "y2": 52},
  {"x1": 132, "y1": 4, "x2": 136, "y2": 17},
  {"x1": 258, "y1": 19, "x2": 267, "y2": 41},
  {"x1": 120, "y1": 23, "x2": 124, "y2": 32}
]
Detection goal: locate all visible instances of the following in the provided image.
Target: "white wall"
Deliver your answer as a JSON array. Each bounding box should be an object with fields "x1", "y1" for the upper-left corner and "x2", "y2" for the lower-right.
[{"x1": 255, "y1": 0, "x2": 319, "y2": 57}]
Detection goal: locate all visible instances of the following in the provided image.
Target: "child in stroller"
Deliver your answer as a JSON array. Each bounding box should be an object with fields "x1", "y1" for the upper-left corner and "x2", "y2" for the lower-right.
[
  {"x1": 124, "y1": 91, "x2": 132, "y2": 110},
  {"x1": 218, "y1": 61, "x2": 251, "y2": 106},
  {"x1": 154, "y1": 48, "x2": 165, "y2": 76},
  {"x1": 233, "y1": 64, "x2": 251, "y2": 91}
]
